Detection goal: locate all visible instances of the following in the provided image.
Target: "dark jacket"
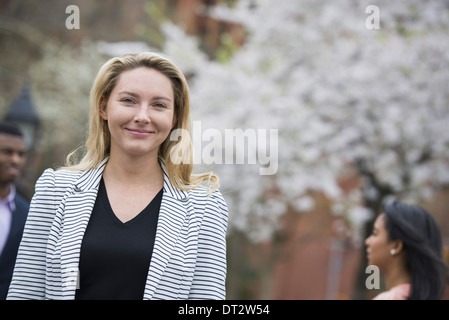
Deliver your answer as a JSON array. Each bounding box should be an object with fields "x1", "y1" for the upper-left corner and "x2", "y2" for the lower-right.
[{"x1": 0, "y1": 192, "x2": 29, "y2": 299}]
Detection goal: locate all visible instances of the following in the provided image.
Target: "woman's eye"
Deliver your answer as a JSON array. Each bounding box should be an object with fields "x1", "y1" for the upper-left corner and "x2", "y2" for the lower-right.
[
  {"x1": 121, "y1": 98, "x2": 135, "y2": 104},
  {"x1": 154, "y1": 103, "x2": 166, "y2": 109}
]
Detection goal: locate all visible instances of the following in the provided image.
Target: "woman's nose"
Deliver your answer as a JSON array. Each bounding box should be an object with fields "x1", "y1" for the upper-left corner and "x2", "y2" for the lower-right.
[
  {"x1": 134, "y1": 105, "x2": 151, "y2": 123},
  {"x1": 364, "y1": 236, "x2": 371, "y2": 246}
]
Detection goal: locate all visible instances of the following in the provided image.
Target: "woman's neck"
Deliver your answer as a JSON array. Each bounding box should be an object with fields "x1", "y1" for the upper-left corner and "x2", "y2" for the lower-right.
[
  {"x1": 104, "y1": 151, "x2": 163, "y2": 187},
  {"x1": 383, "y1": 263, "x2": 411, "y2": 290}
]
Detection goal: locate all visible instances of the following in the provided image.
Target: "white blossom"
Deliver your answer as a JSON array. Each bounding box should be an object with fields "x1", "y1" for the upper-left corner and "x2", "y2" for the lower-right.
[{"x1": 107, "y1": 0, "x2": 449, "y2": 243}]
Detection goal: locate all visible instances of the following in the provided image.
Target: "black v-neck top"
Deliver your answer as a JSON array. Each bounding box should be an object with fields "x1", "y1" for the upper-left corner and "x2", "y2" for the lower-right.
[{"x1": 75, "y1": 178, "x2": 163, "y2": 300}]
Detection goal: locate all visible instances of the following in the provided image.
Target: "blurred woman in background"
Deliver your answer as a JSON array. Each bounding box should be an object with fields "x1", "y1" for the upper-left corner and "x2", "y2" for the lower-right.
[{"x1": 365, "y1": 200, "x2": 448, "y2": 300}]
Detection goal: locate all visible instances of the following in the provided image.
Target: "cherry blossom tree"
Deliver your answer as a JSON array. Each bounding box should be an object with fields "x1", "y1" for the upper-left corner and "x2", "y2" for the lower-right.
[{"x1": 159, "y1": 0, "x2": 449, "y2": 245}]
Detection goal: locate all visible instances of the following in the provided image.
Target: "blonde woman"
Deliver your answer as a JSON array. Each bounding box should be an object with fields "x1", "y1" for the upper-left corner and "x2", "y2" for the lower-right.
[{"x1": 7, "y1": 52, "x2": 228, "y2": 300}]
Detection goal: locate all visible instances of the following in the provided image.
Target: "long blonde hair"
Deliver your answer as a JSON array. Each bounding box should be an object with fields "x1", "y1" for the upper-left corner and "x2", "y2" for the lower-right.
[{"x1": 65, "y1": 52, "x2": 219, "y2": 192}]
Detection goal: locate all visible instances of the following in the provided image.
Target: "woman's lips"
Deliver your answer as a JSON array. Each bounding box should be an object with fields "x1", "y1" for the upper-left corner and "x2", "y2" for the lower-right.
[{"x1": 126, "y1": 128, "x2": 155, "y2": 136}]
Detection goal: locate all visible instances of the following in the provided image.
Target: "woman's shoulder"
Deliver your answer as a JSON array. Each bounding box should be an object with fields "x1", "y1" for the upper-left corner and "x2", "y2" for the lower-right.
[
  {"x1": 186, "y1": 185, "x2": 228, "y2": 214},
  {"x1": 373, "y1": 284, "x2": 410, "y2": 300},
  {"x1": 188, "y1": 184, "x2": 226, "y2": 202},
  {"x1": 36, "y1": 167, "x2": 83, "y2": 190},
  {"x1": 42, "y1": 167, "x2": 83, "y2": 180}
]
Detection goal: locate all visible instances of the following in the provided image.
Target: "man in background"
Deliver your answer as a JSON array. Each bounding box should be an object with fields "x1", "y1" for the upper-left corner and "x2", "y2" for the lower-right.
[{"x1": 0, "y1": 121, "x2": 29, "y2": 299}]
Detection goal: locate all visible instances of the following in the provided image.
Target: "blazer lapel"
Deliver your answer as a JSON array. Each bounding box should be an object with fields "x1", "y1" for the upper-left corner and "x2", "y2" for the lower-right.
[
  {"x1": 144, "y1": 169, "x2": 189, "y2": 299},
  {"x1": 57, "y1": 158, "x2": 188, "y2": 299},
  {"x1": 59, "y1": 158, "x2": 107, "y2": 298}
]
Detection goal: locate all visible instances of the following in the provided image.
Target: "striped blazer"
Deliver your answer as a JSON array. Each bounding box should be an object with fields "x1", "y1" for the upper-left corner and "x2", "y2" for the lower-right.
[{"x1": 7, "y1": 158, "x2": 228, "y2": 300}]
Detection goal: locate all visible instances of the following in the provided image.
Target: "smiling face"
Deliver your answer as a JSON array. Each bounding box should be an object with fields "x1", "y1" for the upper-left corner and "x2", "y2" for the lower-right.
[
  {"x1": 0, "y1": 133, "x2": 26, "y2": 188},
  {"x1": 100, "y1": 67, "x2": 176, "y2": 159}
]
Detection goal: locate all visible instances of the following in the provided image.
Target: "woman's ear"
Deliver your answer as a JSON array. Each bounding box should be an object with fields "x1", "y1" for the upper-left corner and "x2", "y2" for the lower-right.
[
  {"x1": 99, "y1": 95, "x2": 108, "y2": 120},
  {"x1": 391, "y1": 240, "x2": 404, "y2": 255}
]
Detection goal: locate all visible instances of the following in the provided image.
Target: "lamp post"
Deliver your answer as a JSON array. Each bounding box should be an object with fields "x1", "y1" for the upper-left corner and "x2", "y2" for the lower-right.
[{"x1": 4, "y1": 80, "x2": 40, "y2": 151}]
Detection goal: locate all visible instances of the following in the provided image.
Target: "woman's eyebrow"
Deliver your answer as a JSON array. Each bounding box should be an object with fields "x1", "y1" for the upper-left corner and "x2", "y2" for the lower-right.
[
  {"x1": 117, "y1": 91, "x2": 172, "y2": 102},
  {"x1": 117, "y1": 90, "x2": 140, "y2": 98},
  {"x1": 151, "y1": 96, "x2": 172, "y2": 102}
]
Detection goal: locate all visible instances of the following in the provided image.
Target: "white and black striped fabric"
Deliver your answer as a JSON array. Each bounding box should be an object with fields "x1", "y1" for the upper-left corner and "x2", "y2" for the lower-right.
[{"x1": 7, "y1": 158, "x2": 228, "y2": 300}]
